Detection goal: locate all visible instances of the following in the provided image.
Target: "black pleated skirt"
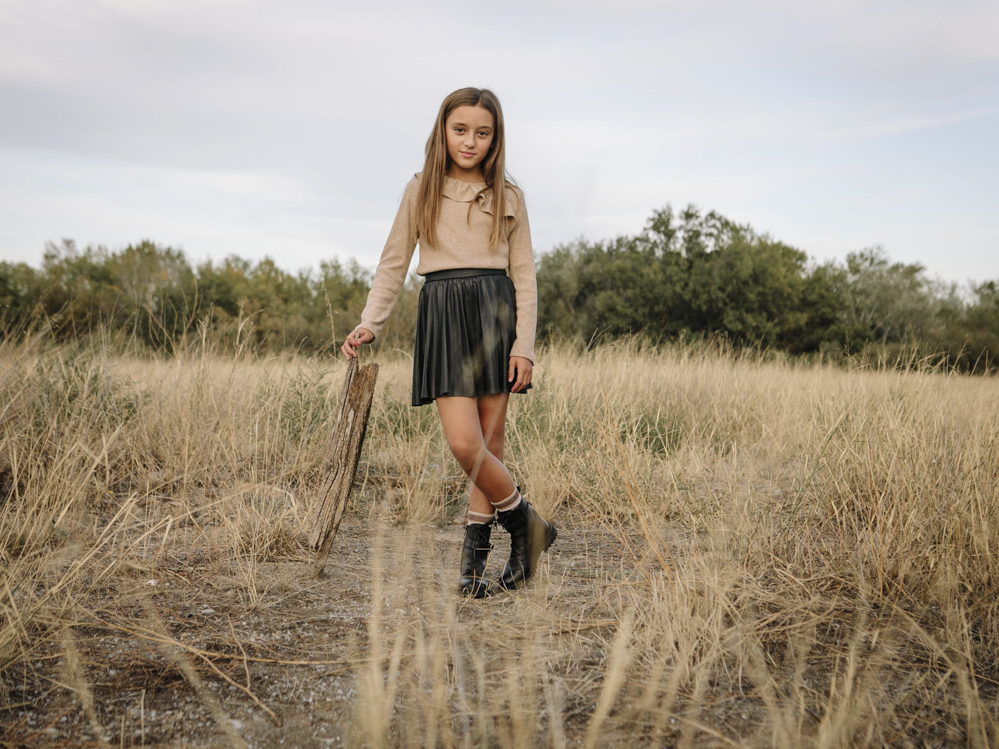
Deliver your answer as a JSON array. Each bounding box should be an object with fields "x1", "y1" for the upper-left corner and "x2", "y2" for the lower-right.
[{"x1": 412, "y1": 268, "x2": 532, "y2": 406}]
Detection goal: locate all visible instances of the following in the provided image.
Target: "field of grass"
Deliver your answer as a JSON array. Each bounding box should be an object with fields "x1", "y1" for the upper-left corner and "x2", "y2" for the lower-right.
[{"x1": 1, "y1": 335, "x2": 998, "y2": 747}]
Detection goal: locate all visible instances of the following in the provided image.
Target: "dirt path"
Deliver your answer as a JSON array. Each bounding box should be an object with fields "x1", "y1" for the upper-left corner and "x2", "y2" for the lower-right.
[{"x1": 3, "y1": 517, "x2": 639, "y2": 748}]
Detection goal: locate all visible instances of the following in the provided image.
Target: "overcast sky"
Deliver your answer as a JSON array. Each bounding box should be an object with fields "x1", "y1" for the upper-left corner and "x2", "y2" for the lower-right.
[{"x1": 2, "y1": 0, "x2": 997, "y2": 283}]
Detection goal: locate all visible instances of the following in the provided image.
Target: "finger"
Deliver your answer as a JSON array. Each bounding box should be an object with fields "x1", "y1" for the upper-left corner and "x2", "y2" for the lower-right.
[{"x1": 508, "y1": 360, "x2": 517, "y2": 383}]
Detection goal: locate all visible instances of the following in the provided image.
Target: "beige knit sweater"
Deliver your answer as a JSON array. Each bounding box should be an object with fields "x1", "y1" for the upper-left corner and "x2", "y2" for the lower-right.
[{"x1": 358, "y1": 173, "x2": 538, "y2": 362}]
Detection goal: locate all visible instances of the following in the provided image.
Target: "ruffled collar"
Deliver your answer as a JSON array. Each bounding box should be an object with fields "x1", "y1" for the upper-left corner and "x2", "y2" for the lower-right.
[
  {"x1": 442, "y1": 175, "x2": 486, "y2": 203},
  {"x1": 441, "y1": 175, "x2": 516, "y2": 218}
]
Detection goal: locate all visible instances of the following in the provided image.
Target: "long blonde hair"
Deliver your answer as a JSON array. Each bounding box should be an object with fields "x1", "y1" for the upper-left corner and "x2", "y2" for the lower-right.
[{"x1": 417, "y1": 87, "x2": 511, "y2": 250}]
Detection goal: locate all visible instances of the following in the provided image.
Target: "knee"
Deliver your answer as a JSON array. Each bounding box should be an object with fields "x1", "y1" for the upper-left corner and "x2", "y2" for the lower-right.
[{"x1": 446, "y1": 433, "x2": 486, "y2": 468}]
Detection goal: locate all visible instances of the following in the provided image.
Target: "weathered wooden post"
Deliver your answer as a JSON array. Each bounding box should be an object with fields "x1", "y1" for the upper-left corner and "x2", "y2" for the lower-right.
[{"x1": 311, "y1": 356, "x2": 379, "y2": 577}]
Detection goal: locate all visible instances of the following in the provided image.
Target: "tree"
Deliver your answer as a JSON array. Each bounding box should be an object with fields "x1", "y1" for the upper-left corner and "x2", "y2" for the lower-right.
[{"x1": 840, "y1": 246, "x2": 935, "y2": 344}]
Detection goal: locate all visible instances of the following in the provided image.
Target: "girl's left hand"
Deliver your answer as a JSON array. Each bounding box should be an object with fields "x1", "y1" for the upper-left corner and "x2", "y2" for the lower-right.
[{"x1": 508, "y1": 356, "x2": 533, "y2": 393}]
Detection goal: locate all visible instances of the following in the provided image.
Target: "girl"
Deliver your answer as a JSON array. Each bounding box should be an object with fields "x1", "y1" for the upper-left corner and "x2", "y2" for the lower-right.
[{"x1": 341, "y1": 87, "x2": 556, "y2": 598}]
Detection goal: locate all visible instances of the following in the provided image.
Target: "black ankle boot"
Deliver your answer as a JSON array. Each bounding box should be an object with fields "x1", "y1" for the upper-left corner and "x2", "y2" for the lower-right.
[
  {"x1": 458, "y1": 522, "x2": 494, "y2": 598},
  {"x1": 496, "y1": 496, "x2": 557, "y2": 590}
]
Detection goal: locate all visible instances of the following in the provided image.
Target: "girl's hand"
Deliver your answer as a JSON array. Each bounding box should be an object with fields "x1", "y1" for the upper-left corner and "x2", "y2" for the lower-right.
[
  {"x1": 341, "y1": 327, "x2": 374, "y2": 359},
  {"x1": 508, "y1": 356, "x2": 533, "y2": 393}
]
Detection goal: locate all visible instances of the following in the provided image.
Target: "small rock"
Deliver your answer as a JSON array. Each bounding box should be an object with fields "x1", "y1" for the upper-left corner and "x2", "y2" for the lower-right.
[
  {"x1": 200, "y1": 608, "x2": 216, "y2": 615},
  {"x1": 230, "y1": 719, "x2": 243, "y2": 730},
  {"x1": 43, "y1": 727, "x2": 59, "y2": 737}
]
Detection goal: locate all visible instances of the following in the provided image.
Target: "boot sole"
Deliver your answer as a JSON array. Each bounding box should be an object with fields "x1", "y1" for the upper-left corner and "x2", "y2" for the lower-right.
[{"x1": 459, "y1": 581, "x2": 493, "y2": 599}]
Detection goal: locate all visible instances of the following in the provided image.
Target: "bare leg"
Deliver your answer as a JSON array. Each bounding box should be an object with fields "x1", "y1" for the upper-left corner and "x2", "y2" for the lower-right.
[
  {"x1": 468, "y1": 393, "x2": 509, "y2": 516},
  {"x1": 436, "y1": 395, "x2": 515, "y2": 511}
]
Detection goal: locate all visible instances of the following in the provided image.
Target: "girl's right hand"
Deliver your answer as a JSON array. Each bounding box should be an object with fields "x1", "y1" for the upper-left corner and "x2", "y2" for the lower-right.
[{"x1": 341, "y1": 327, "x2": 374, "y2": 359}]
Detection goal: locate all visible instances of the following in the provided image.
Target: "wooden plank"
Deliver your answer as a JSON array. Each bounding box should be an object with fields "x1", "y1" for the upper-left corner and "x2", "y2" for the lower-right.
[{"x1": 311, "y1": 356, "x2": 379, "y2": 577}]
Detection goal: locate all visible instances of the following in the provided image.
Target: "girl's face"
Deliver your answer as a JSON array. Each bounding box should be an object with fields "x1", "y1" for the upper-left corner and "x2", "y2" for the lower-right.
[{"x1": 444, "y1": 105, "x2": 495, "y2": 180}]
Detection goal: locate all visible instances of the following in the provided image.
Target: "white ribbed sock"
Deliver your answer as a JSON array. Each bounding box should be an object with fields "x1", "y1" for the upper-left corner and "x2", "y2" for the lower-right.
[
  {"x1": 466, "y1": 510, "x2": 496, "y2": 526},
  {"x1": 490, "y1": 488, "x2": 522, "y2": 513}
]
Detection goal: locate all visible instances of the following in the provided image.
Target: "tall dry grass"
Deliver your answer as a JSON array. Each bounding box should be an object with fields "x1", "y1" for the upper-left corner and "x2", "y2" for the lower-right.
[{"x1": 1, "y1": 333, "x2": 998, "y2": 746}]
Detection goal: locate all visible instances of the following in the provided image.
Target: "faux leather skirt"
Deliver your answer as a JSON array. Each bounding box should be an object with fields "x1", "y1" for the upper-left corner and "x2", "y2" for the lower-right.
[{"x1": 412, "y1": 268, "x2": 531, "y2": 406}]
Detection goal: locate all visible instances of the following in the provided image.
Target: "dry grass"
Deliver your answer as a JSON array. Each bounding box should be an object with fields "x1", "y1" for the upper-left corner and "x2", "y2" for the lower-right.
[{"x1": 1, "y1": 334, "x2": 998, "y2": 747}]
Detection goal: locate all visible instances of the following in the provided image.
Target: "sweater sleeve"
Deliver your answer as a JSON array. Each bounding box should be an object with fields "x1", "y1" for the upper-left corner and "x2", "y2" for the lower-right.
[
  {"x1": 507, "y1": 188, "x2": 538, "y2": 363},
  {"x1": 359, "y1": 178, "x2": 420, "y2": 339}
]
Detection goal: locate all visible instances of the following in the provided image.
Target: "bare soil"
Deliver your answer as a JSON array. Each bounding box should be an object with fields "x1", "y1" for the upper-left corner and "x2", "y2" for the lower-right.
[{"x1": 2, "y1": 515, "x2": 649, "y2": 748}]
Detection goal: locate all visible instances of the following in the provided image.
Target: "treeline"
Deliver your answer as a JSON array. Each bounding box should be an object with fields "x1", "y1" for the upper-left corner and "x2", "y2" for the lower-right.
[
  {"x1": 0, "y1": 239, "x2": 420, "y2": 354},
  {"x1": 2, "y1": 204, "x2": 998, "y2": 371},
  {"x1": 537, "y1": 206, "x2": 999, "y2": 371}
]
